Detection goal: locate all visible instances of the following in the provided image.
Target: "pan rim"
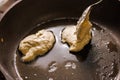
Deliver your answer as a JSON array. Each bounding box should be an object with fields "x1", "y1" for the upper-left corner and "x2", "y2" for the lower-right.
[
  {"x1": 0, "y1": 0, "x2": 22, "y2": 21},
  {"x1": 0, "y1": 1, "x2": 22, "y2": 80}
]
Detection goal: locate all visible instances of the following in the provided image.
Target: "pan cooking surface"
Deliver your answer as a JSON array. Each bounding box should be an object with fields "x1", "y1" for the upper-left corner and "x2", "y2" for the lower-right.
[{"x1": 14, "y1": 19, "x2": 120, "y2": 80}]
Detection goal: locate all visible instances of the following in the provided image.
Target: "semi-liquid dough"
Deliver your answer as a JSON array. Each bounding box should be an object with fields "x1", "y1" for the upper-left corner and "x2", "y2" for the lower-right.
[
  {"x1": 61, "y1": 6, "x2": 92, "y2": 52},
  {"x1": 19, "y1": 30, "x2": 55, "y2": 62},
  {"x1": 61, "y1": 25, "x2": 91, "y2": 52}
]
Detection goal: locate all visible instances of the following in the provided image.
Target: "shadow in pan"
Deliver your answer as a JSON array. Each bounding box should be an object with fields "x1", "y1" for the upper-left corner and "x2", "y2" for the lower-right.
[
  {"x1": 0, "y1": 71, "x2": 6, "y2": 80},
  {"x1": 70, "y1": 41, "x2": 92, "y2": 62}
]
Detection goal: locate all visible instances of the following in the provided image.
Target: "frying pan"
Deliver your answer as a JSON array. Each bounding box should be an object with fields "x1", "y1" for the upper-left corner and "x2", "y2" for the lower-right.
[{"x1": 0, "y1": 0, "x2": 120, "y2": 80}]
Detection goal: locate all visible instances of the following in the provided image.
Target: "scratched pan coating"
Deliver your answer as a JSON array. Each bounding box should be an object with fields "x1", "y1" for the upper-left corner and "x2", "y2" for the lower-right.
[{"x1": 0, "y1": 0, "x2": 120, "y2": 80}]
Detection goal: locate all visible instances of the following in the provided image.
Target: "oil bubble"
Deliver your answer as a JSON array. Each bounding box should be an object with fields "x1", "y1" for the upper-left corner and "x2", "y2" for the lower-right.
[{"x1": 48, "y1": 62, "x2": 57, "y2": 73}]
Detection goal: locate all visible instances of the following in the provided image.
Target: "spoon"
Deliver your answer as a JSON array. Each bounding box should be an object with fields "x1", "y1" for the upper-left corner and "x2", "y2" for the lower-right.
[{"x1": 76, "y1": 0, "x2": 103, "y2": 40}]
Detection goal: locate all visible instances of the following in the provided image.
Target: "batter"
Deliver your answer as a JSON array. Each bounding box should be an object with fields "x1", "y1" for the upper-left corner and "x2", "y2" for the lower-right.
[
  {"x1": 61, "y1": 6, "x2": 92, "y2": 52},
  {"x1": 19, "y1": 30, "x2": 55, "y2": 62}
]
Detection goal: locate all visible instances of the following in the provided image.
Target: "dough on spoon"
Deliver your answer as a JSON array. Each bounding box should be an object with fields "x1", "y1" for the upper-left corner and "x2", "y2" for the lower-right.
[
  {"x1": 61, "y1": 6, "x2": 92, "y2": 52},
  {"x1": 19, "y1": 30, "x2": 55, "y2": 62}
]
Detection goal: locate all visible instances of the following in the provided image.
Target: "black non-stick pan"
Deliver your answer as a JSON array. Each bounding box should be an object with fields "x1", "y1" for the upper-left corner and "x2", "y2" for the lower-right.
[{"x1": 0, "y1": 0, "x2": 120, "y2": 80}]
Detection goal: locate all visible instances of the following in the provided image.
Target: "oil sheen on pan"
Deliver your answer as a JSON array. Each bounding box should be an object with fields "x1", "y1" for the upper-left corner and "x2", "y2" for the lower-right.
[{"x1": 14, "y1": 18, "x2": 120, "y2": 80}]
